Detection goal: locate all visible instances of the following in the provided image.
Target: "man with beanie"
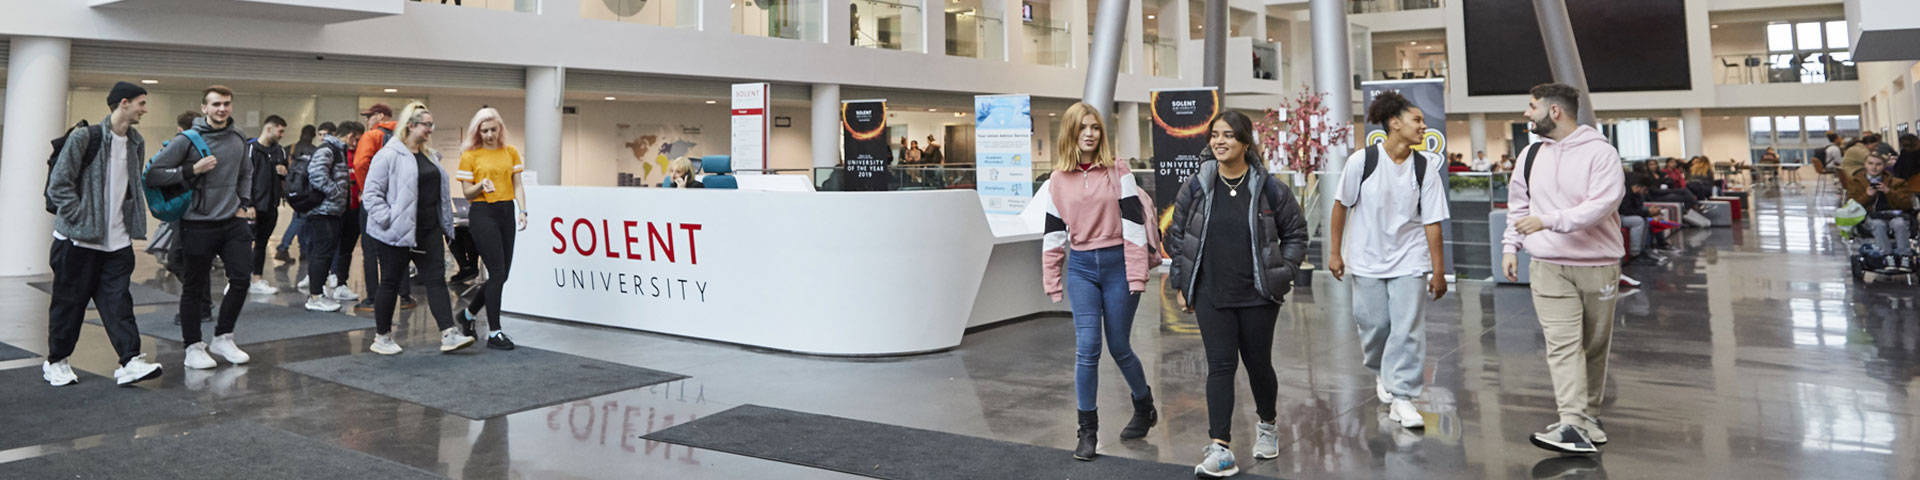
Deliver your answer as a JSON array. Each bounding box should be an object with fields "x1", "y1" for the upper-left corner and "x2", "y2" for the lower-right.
[
  {"x1": 246, "y1": 115, "x2": 289, "y2": 295},
  {"x1": 145, "y1": 85, "x2": 257, "y2": 371},
  {"x1": 43, "y1": 81, "x2": 164, "y2": 386},
  {"x1": 1504, "y1": 83, "x2": 1625, "y2": 455}
]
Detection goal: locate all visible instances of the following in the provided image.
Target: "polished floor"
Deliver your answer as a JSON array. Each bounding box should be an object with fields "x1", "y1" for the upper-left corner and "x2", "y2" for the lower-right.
[{"x1": 1, "y1": 187, "x2": 1917, "y2": 479}]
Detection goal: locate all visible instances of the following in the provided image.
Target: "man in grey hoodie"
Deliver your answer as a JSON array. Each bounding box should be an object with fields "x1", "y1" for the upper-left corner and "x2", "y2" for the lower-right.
[
  {"x1": 145, "y1": 85, "x2": 256, "y2": 371},
  {"x1": 43, "y1": 81, "x2": 164, "y2": 387}
]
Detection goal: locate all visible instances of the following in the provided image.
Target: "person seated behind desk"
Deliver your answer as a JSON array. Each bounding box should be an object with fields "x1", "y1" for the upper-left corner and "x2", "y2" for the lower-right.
[
  {"x1": 1849, "y1": 153, "x2": 1915, "y2": 264},
  {"x1": 666, "y1": 157, "x2": 704, "y2": 189}
]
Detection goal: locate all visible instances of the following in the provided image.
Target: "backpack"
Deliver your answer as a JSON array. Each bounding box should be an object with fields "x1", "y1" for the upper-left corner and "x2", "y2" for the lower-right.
[
  {"x1": 1352, "y1": 143, "x2": 1430, "y2": 215},
  {"x1": 1520, "y1": 141, "x2": 1546, "y2": 197},
  {"x1": 144, "y1": 130, "x2": 209, "y2": 223},
  {"x1": 285, "y1": 143, "x2": 332, "y2": 213},
  {"x1": 45, "y1": 121, "x2": 106, "y2": 213}
]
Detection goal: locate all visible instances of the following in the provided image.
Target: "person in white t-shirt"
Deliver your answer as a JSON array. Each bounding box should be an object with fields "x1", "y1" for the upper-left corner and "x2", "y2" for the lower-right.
[{"x1": 1327, "y1": 90, "x2": 1451, "y2": 430}]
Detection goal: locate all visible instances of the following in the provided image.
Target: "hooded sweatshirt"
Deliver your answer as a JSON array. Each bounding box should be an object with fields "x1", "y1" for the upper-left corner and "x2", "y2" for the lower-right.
[
  {"x1": 1503, "y1": 125, "x2": 1625, "y2": 266},
  {"x1": 1037, "y1": 162, "x2": 1152, "y2": 302},
  {"x1": 145, "y1": 116, "x2": 254, "y2": 222}
]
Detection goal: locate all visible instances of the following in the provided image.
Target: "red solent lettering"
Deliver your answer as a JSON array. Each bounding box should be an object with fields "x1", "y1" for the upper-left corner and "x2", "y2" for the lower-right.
[
  {"x1": 622, "y1": 221, "x2": 643, "y2": 260},
  {"x1": 571, "y1": 218, "x2": 596, "y2": 257},
  {"x1": 601, "y1": 220, "x2": 618, "y2": 258},
  {"x1": 551, "y1": 218, "x2": 567, "y2": 254},
  {"x1": 550, "y1": 217, "x2": 704, "y2": 265},
  {"x1": 648, "y1": 223, "x2": 675, "y2": 263},
  {"x1": 680, "y1": 224, "x2": 702, "y2": 265}
]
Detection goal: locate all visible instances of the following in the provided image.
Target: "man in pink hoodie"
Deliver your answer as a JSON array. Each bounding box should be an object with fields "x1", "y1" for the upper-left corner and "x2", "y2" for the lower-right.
[{"x1": 1503, "y1": 83, "x2": 1625, "y2": 455}]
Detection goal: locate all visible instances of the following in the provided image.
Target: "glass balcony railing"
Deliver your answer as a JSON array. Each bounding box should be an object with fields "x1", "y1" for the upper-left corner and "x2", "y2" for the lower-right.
[
  {"x1": 1714, "y1": 51, "x2": 1857, "y2": 85},
  {"x1": 1349, "y1": 0, "x2": 1440, "y2": 14},
  {"x1": 419, "y1": 0, "x2": 537, "y2": 13},
  {"x1": 852, "y1": 0, "x2": 925, "y2": 51},
  {"x1": 1024, "y1": 20, "x2": 1072, "y2": 67},
  {"x1": 738, "y1": 0, "x2": 825, "y2": 41},
  {"x1": 947, "y1": 9, "x2": 1006, "y2": 59},
  {"x1": 582, "y1": 0, "x2": 697, "y2": 27},
  {"x1": 1147, "y1": 37, "x2": 1178, "y2": 78}
]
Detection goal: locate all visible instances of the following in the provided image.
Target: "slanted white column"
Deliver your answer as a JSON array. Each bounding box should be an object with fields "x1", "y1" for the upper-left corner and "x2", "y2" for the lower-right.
[{"x1": 0, "y1": 37, "x2": 71, "y2": 276}]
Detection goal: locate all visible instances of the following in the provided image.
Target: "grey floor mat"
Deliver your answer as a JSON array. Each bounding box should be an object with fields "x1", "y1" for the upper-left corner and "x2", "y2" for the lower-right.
[
  {"x1": 281, "y1": 347, "x2": 685, "y2": 420},
  {"x1": 0, "y1": 367, "x2": 207, "y2": 451},
  {"x1": 86, "y1": 302, "x2": 370, "y2": 346},
  {"x1": 643, "y1": 404, "x2": 1285, "y2": 480},
  {"x1": 0, "y1": 421, "x2": 441, "y2": 480},
  {"x1": 0, "y1": 342, "x2": 33, "y2": 362},
  {"x1": 29, "y1": 281, "x2": 179, "y2": 307}
]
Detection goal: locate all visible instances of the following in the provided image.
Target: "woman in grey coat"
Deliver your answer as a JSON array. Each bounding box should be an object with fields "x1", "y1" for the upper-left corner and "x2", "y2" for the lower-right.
[{"x1": 362, "y1": 102, "x2": 473, "y2": 355}]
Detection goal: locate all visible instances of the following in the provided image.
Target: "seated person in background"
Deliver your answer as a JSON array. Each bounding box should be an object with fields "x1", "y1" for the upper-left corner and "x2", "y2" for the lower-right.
[
  {"x1": 1495, "y1": 154, "x2": 1515, "y2": 172},
  {"x1": 667, "y1": 157, "x2": 705, "y2": 189},
  {"x1": 1447, "y1": 153, "x2": 1471, "y2": 172},
  {"x1": 1891, "y1": 134, "x2": 1920, "y2": 187},
  {"x1": 1686, "y1": 156, "x2": 1717, "y2": 199},
  {"x1": 1660, "y1": 158, "x2": 1688, "y2": 188},
  {"x1": 1849, "y1": 153, "x2": 1914, "y2": 260},
  {"x1": 1620, "y1": 174, "x2": 1654, "y2": 258},
  {"x1": 1637, "y1": 160, "x2": 1699, "y2": 211}
]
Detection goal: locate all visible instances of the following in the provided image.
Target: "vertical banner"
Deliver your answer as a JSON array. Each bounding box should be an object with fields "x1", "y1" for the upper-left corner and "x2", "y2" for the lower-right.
[
  {"x1": 1150, "y1": 88, "x2": 1220, "y2": 211},
  {"x1": 974, "y1": 94, "x2": 1034, "y2": 215},
  {"x1": 730, "y1": 82, "x2": 770, "y2": 173},
  {"x1": 1360, "y1": 78, "x2": 1452, "y2": 273},
  {"x1": 842, "y1": 100, "x2": 892, "y2": 191}
]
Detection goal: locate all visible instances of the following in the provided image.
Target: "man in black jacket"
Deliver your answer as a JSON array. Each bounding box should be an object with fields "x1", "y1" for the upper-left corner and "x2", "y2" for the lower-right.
[{"x1": 247, "y1": 115, "x2": 289, "y2": 295}]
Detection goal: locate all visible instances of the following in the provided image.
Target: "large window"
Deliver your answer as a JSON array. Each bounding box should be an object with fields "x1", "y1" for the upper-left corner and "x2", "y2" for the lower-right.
[
  {"x1": 946, "y1": 0, "x2": 1005, "y2": 59},
  {"x1": 1765, "y1": 20, "x2": 1854, "y2": 84},
  {"x1": 852, "y1": 0, "x2": 924, "y2": 51},
  {"x1": 1749, "y1": 115, "x2": 1860, "y2": 164},
  {"x1": 737, "y1": 0, "x2": 825, "y2": 41}
]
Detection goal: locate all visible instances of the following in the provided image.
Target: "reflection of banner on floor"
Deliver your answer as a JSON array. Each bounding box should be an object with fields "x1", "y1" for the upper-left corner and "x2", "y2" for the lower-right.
[
  {"x1": 842, "y1": 100, "x2": 891, "y2": 191},
  {"x1": 1150, "y1": 88, "x2": 1218, "y2": 219},
  {"x1": 975, "y1": 94, "x2": 1034, "y2": 215}
]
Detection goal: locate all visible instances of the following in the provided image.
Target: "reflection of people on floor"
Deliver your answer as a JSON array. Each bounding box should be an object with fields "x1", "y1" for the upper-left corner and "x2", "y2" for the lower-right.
[{"x1": 461, "y1": 417, "x2": 513, "y2": 479}]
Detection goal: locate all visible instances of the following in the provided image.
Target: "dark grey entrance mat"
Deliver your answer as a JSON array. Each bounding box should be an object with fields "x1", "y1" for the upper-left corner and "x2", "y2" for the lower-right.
[
  {"x1": 0, "y1": 342, "x2": 33, "y2": 361},
  {"x1": 86, "y1": 302, "x2": 370, "y2": 346},
  {"x1": 281, "y1": 347, "x2": 685, "y2": 420},
  {"x1": 0, "y1": 367, "x2": 208, "y2": 451},
  {"x1": 643, "y1": 405, "x2": 1285, "y2": 480},
  {"x1": 0, "y1": 421, "x2": 442, "y2": 480},
  {"x1": 29, "y1": 281, "x2": 179, "y2": 307}
]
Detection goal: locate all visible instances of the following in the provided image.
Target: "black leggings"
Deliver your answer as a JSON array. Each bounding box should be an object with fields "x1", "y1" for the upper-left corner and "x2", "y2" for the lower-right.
[
  {"x1": 249, "y1": 207, "x2": 277, "y2": 276},
  {"x1": 464, "y1": 201, "x2": 517, "y2": 330},
  {"x1": 1196, "y1": 295, "x2": 1281, "y2": 444},
  {"x1": 374, "y1": 233, "x2": 453, "y2": 335}
]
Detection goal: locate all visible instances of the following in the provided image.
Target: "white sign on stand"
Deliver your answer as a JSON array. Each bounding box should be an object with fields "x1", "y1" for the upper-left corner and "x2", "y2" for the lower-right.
[
  {"x1": 974, "y1": 94, "x2": 1034, "y2": 215},
  {"x1": 730, "y1": 83, "x2": 770, "y2": 173}
]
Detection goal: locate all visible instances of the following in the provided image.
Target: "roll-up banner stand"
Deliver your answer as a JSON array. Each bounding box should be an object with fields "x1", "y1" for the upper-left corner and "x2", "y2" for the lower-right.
[
  {"x1": 1150, "y1": 88, "x2": 1220, "y2": 224},
  {"x1": 1360, "y1": 78, "x2": 1452, "y2": 273},
  {"x1": 731, "y1": 82, "x2": 770, "y2": 173},
  {"x1": 974, "y1": 94, "x2": 1035, "y2": 215},
  {"x1": 842, "y1": 100, "x2": 891, "y2": 191}
]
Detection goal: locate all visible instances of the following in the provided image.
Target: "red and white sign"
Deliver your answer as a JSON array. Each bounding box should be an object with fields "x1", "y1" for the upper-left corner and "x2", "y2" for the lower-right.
[{"x1": 730, "y1": 83, "x2": 770, "y2": 173}]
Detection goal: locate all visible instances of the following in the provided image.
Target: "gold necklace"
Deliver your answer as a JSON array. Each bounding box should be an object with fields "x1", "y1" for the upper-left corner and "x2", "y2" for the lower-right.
[{"x1": 1220, "y1": 172, "x2": 1247, "y2": 197}]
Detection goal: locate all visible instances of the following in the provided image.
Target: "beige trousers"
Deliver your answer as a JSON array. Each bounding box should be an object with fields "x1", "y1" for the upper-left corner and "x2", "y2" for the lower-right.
[{"x1": 1530, "y1": 260, "x2": 1622, "y2": 426}]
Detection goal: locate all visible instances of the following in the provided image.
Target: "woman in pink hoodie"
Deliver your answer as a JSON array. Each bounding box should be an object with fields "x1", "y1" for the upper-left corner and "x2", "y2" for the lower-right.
[{"x1": 1037, "y1": 102, "x2": 1157, "y2": 461}]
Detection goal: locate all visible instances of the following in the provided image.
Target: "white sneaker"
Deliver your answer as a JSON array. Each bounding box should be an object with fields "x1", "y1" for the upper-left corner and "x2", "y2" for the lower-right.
[
  {"x1": 440, "y1": 327, "x2": 476, "y2": 353},
  {"x1": 327, "y1": 274, "x2": 339, "y2": 288},
  {"x1": 184, "y1": 342, "x2": 217, "y2": 369},
  {"x1": 113, "y1": 354, "x2": 163, "y2": 385},
  {"x1": 306, "y1": 295, "x2": 342, "y2": 312},
  {"x1": 1194, "y1": 443, "x2": 1239, "y2": 478},
  {"x1": 208, "y1": 333, "x2": 250, "y2": 364},
  {"x1": 1389, "y1": 398, "x2": 1425, "y2": 429},
  {"x1": 329, "y1": 285, "x2": 360, "y2": 302},
  {"x1": 370, "y1": 334, "x2": 403, "y2": 355},
  {"x1": 43, "y1": 359, "x2": 79, "y2": 386},
  {"x1": 248, "y1": 279, "x2": 278, "y2": 295},
  {"x1": 1252, "y1": 421, "x2": 1280, "y2": 460},
  {"x1": 1376, "y1": 377, "x2": 1392, "y2": 403},
  {"x1": 297, "y1": 275, "x2": 310, "y2": 290}
]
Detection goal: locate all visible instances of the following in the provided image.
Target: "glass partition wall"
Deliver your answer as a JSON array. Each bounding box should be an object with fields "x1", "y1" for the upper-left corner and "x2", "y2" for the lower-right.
[
  {"x1": 737, "y1": 0, "x2": 826, "y2": 41},
  {"x1": 946, "y1": 0, "x2": 1006, "y2": 59},
  {"x1": 853, "y1": 0, "x2": 926, "y2": 51}
]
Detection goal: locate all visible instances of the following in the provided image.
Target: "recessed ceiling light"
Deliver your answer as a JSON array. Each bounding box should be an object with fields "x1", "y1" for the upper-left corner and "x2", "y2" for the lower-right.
[
  {"x1": 140, "y1": 79, "x2": 159, "y2": 85},
  {"x1": 1711, "y1": 24, "x2": 1719, "y2": 29},
  {"x1": 953, "y1": 112, "x2": 964, "y2": 117},
  {"x1": 1410, "y1": 41, "x2": 1418, "y2": 45},
  {"x1": 929, "y1": 108, "x2": 939, "y2": 112},
  {"x1": 1147, "y1": 14, "x2": 1155, "y2": 19},
  {"x1": 1048, "y1": 113, "x2": 1057, "y2": 116},
  {"x1": 383, "y1": 88, "x2": 398, "y2": 93},
  {"x1": 706, "y1": 100, "x2": 718, "y2": 104},
  {"x1": 604, "y1": 96, "x2": 617, "y2": 101}
]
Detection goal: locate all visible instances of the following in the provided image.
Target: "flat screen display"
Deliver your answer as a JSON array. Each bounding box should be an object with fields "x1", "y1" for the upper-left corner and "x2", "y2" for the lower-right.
[{"x1": 1463, "y1": 0, "x2": 1692, "y2": 96}]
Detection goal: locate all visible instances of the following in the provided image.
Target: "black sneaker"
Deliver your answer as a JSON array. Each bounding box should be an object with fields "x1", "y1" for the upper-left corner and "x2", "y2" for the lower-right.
[
  {"x1": 487, "y1": 332, "x2": 516, "y2": 350},
  {"x1": 354, "y1": 299, "x2": 377, "y2": 312},
  {"x1": 399, "y1": 296, "x2": 417, "y2": 309},
  {"x1": 457, "y1": 310, "x2": 478, "y2": 338},
  {"x1": 450, "y1": 270, "x2": 479, "y2": 285},
  {"x1": 1530, "y1": 422, "x2": 1598, "y2": 454},
  {"x1": 273, "y1": 250, "x2": 294, "y2": 264}
]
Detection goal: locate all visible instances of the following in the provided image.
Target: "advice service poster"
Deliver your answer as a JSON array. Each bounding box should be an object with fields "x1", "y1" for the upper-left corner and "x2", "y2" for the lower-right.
[{"x1": 974, "y1": 94, "x2": 1034, "y2": 215}]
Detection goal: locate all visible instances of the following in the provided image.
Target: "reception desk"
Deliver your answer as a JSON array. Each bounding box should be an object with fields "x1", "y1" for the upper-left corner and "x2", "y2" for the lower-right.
[{"x1": 501, "y1": 185, "x2": 1063, "y2": 356}]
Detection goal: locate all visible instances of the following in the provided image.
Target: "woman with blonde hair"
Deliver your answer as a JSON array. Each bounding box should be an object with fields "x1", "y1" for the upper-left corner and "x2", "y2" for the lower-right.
[
  {"x1": 1034, "y1": 102, "x2": 1158, "y2": 461},
  {"x1": 452, "y1": 107, "x2": 529, "y2": 350},
  {"x1": 363, "y1": 101, "x2": 473, "y2": 355},
  {"x1": 666, "y1": 157, "x2": 704, "y2": 188}
]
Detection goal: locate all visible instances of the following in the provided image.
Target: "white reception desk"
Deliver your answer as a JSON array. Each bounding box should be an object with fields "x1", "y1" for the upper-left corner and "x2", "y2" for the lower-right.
[{"x1": 501, "y1": 184, "x2": 1062, "y2": 356}]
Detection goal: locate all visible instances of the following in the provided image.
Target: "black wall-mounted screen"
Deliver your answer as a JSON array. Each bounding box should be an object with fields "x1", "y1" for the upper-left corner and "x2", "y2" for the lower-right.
[{"x1": 1463, "y1": 0, "x2": 1692, "y2": 96}]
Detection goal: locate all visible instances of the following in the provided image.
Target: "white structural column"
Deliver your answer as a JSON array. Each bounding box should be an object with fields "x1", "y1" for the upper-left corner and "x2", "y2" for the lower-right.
[
  {"x1": 524, "y1": 66, "x2": 564, "y2": 185},
  {"x1": 1124, "y1": 0, "x2": 1145, "y2": 75},
  {"x1": 701, "y1": 0, "x2": 730, "y2": 32},
  {"x1": 1469, "y1": 113, "x2": 1488, "y2": 159},
  {"x1": 924, "y1": 0, "x2": 946, "y2": 54},
  {"x1": 1682, "y1": 108, "x2": 1703, "y2": 158},
  {"x1": 0, "y1": 37, "x2": 71, "y2": 276},
  {"x1": 827, "y1": 0, "x2": 853, "y2": 46},
  {"x1": 1172, "y1": 0, "x2": 1191, "y2": 80},
  {"x1": 812, "y1": 84, "x2": 842, "y2": 168},
  {"x1": 1067, "y1": 0, "x2": 1088, "y2": 67},
  {"x1": 1116, "y1": 102, "x2": 1142, "y2": 161},
  {"x1": 1002, "y1": 0, "x2": 1025, "y2": 62}
]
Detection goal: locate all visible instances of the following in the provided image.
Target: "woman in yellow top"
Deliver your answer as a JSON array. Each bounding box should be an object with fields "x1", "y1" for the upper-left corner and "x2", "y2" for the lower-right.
[{"x1": 454, "y1": 107, "x2": 528, "y2": 350}]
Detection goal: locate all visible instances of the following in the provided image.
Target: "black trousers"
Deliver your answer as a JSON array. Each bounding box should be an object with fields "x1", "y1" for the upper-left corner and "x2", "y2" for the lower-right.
[
  {"x1": 464, "y1": 201, "x2": 516, "y2": 330},
  {"x1": 1195, "y1": 295, "x2": 1282, "y2": 443},
  {"x1": 179, "y1": 218, "x2": 253, "y2": 344},
  {"x1": 306, "y1": 214, "x2": 340, "y2": 296},
  {"x1": 375, "y1": 233, "x2": 453, "y2": 335},
  {"x1": 331, "y1": 206, "x2": 360, "y2": 283},
  {"x1": 249, "y1": 206, "x2": 278, "y2": 276},
  {"x1": 46, "y1": 240, "x2": 142, "y2": 365},
  {"x1": 360, "y1": 209, "x2": 408, "y2": 298},
  {"x1": 450, "y1": 226, "x2": 478, "y2": 275}
]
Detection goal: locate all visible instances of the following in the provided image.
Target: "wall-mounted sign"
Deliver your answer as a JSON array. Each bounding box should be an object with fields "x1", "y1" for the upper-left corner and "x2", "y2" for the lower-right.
[
  {"x1": 1022, "y1": 3, "x2": 1033, "y2": 23},
  {"x1": 730, "y1": 82, "x2": 770, "y2": 173}
]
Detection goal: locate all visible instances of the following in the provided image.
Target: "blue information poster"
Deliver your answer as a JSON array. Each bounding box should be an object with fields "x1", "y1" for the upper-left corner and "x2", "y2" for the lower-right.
[{"x1": 975, "y1": 94, "x2": 1034, "y2": 215}]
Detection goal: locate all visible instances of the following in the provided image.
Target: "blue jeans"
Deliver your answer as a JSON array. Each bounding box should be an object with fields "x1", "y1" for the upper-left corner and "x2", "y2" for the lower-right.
[
  {"x1": 277, "y1": 211, "x2": 307, "y2": 253},
  {"x1": 1066, "y1": 245, "x2": 1151, "y2": 412}
]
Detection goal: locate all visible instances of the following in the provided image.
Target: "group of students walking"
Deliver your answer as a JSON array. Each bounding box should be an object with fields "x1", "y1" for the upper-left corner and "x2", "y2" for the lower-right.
[
  {"x1": 42, "y1": 82, "x2": 531, "y2": 387},
  {"x1": 1037, "y1": 83, "x2": 1627, "y2": 477}
]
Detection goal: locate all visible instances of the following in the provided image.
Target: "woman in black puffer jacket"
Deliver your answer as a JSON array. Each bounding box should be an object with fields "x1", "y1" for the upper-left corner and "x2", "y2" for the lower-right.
[{"x1": 1166, "y1": 109, "x2": 1309, "y2": 478}]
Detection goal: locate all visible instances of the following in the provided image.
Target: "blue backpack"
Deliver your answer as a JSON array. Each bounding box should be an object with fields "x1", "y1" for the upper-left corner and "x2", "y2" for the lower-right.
[{"x1": 144, "y1": 130, "x2": 208, "y2": 223}]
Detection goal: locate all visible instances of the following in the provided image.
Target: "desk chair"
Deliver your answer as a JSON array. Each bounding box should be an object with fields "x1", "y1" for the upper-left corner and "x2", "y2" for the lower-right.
[{"x1": 701, "y1": 155, "x2": 738, "y2": 189}]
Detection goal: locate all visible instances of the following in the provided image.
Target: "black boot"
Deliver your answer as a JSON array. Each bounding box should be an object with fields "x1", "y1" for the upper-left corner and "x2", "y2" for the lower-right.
[
  {"x1": 1073, "y1": 409, "x2": 1098, "y2": 461},
  {"x1": 1119, "y1": 394, "x2": 1158, "y2": 439}
]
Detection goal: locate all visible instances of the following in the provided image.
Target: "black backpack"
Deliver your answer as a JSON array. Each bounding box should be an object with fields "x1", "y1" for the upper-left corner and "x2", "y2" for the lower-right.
[
  {"x1": 284, "y1": 143, "x2": 333, "y2": 213},
  {"x1": 1352, "y1": 143, "x2": 1430, "y2": 215},
  {"x1": 1519, "y1": 142, "x2": 1546, "y2": 197},
  {"x1": 45, "y1": 121, "x2": 106, "y2": 213}
]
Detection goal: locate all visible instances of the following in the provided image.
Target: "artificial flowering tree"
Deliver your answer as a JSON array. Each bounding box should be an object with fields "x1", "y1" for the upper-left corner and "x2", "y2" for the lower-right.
[{"x1": 1275, "y1": 85, "x2": 1352, "y2": 266}]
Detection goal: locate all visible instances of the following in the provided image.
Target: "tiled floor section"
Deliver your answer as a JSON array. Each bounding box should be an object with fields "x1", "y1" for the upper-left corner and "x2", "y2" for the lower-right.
[{"x1": 0, "y1": 187, "x2": 1915, "y2": 479}]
